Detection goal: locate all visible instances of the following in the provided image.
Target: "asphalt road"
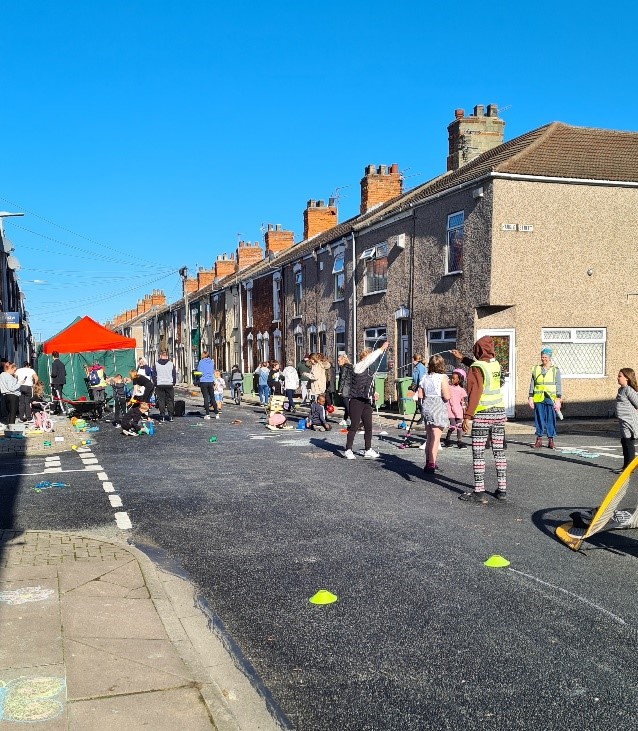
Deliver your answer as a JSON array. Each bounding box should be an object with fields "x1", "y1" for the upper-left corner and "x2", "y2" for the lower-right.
[{"x1": 2, "y1": 404, "x2": 638, "y2": 731}]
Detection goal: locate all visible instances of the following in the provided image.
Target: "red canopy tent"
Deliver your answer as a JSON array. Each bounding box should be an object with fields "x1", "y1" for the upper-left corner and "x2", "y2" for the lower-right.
[
  {"x1": 42, "y1": 316, "x2": 135, "y2": 354},
  {"x1": 38, "y1": 316, "x2": 137, "y2": 399}
]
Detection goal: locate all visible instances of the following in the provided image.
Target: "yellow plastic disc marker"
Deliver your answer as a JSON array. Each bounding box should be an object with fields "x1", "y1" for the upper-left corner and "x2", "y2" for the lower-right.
[
  {"x1": 309, "y1": 589, "x2": 338, "y2": 605},
  {"x1": 484, "y1": 555, "x2": 510, "y2": 568}
]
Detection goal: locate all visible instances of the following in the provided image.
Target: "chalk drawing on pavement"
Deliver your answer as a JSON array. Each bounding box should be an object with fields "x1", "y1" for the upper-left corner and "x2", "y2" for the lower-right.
[
  {"x1": 0, "y1": 676, "x2": 66, "y2": 722},
  {"x1": 0, "y1": 586, "x2": 55, "y2": 605}
]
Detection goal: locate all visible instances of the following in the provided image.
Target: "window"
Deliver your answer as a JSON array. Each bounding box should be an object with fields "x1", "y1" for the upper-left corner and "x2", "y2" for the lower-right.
[
  {"x1": 541, "y1": 328, "x2": 606, "y2": 377},
  {"x1": 247, "y1": 333, "x2": 254, "y2": 371},
  {"x1": 308, "y1": 326, "x2": 318, "y2": 354},
  {"x1": 272, "y1": 274, "x2": 281, "y2": 322},
  {"x1": 364, "y1": 243, "x2": 388, "y2": 294},
  {"x1": 446, "y1": 212, "x2": 464, "y2": 274},
  {"x1": 294, "y1": 267, "x2": 303, "y2": 317},
  {"x1": 263, "y1": 332, "x2": 270, "y2": 362},
  {"x1": 257, "y1": 333, "x2": 264, "y2": 363},
  {"x1": 364, "y1": 326, "x2": 388, "y2": 372},
  {"x1": 335, "y1": 328, "x2": 346, "y2": 363},
  {"x1": 319, "y1": 331, "x2": 327, "y2": 356},
  {"x1": 398, "y1": 319, "x2": 410, "y2": 375},
  {"x1": 245, "y1": 283, "x2": 253, "y2": 327},
  {"x1": 294, "y1": 326, "x2": 304, "y2": 364},
  {"x1": 273, "y1": 328, "x2": 281, "y2": 362},
  {"x1": 333, "y1": 254, "x2": 345, "y2": 301},
  {"x1": 427, "y1": 328, "x2": 457, "y2": 372}
]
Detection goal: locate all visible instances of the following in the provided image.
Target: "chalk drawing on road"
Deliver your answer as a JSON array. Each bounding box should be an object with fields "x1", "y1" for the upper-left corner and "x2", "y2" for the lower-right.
[
  {"x1": 0, "y1": 586, "x2": 55, "y2": 605},
  {"x1": 0, "y1": 676, "x2": 66, "y2": 722},
  {"x1": 277, "y1": 439, "x2": 311, "y2": 447}
]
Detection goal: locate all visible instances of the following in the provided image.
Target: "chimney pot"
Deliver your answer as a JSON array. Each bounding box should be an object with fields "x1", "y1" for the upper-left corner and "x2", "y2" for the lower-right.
[
  {"x1": 328, "y1": 197, "x2": 336, "y2": 207},
  {"x1": 365, "y1": 164, "x2": 375, "y2": 175},
  {"x1": 317, "y1": 200, "x2": 324, "y2": 207},
  {"x1": 473, "y1": 104, "x2": 484, "y2": 117},
  {"x1": 276, "y1": 224, "x2": 281, "y2": 231},
  {"x1": 487, "y1": 103, "x2": 498, "y2": 117},
  {"x1": 268, "y1": 223, "x2": 273, "y2": 231},
  {"x1": 378, "y1": 164, "x2": 387, "y2": 175},
  {"x1": 390, "y1": 163, "x2": 399, "y2": 174},
  {"x1": 455, "y1": 108, "x2": 464, "y2": 119}
]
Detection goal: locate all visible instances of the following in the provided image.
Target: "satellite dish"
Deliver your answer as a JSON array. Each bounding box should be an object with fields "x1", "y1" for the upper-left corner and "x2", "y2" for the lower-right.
[
  {"x1": 3, "y1": 239, "x2": 13, "y2": 253},
  {"x1": 6, "y1": 255, "x2": 20, "y2": 271}
]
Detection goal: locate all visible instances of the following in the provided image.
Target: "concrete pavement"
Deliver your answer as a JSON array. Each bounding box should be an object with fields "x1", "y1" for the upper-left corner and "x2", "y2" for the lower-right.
[{"x1": 0, "y1": 530, "x2": 283, "y2": 731}]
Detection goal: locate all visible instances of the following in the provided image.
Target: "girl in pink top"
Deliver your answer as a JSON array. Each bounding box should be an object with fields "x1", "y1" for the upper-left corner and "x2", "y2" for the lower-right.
[{"x1": 444, "y1": 369, "x2": 468, "y2": 448}]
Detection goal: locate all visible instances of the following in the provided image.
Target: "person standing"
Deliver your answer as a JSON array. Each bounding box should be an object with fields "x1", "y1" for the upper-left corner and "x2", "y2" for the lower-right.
[
  {"x1": 343, "y1": 342, "x2": 389, "y2": 460},
  {"x1": 281, "y1": 361, "x2": 300, "y2": 413},
  {"x1": 615, "y1": 368, "x2": 638, "y2": 472},
  {"x1": 137, "y1": 357, "x2": 154, "y2": 381},
  {"x1": 153, "y1": 350, "x2": 176, "y2": 421},
  {"x1": 254, "y1": 362, "x2": 270, "y2": 406},
  {"x1": 197, "y1": 351, "x2": 219, "y2": 419},
  {"x1": 87, "y1": 360, "x2": 107, "y2": 403},
  {"x1": 529, "y1": 347, "x2": 562, "y2": 449},
  {"x1": 0, "y1": 362, "x2": 20, "y2": 425},
  {"x1": 50, "y1": 351, "x2": 66, "y2": 413},
  {"x1": 296, "y1": 355, "x2": 313, "y2": 405},
  {"x1": 15, "y1": 361, "x2": 38, "y2": 422},
  {"x1": 310, "y1": 353, "x2": 329, "y2": 402},
  {"x1": 336, "y1": 352, "x2": 354, "y2": 427},
  {"x1": 418, "y1": 354, "x2": 450, "y2": 473},
  {"x1": 410, "y1": 354, "x2": 427, "y2": 424},
  {"x1": 460, "y1": 336, "x2": 507, "y2": 503}
]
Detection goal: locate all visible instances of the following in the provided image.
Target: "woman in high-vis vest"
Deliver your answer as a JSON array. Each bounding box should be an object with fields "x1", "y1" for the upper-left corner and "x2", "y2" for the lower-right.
[
  {"x1": 528, "y1": 347, "x2": 562, "y2": 449},
  {"x1": 460, "y1": 336, "x2": 507, "y2": 504}
]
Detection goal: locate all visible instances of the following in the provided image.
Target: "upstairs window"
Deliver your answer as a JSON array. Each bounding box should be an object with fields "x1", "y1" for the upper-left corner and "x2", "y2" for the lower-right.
[
  {"x1": 272, "y1": 275, "x2": 281, "y2": 322},
  {"x1": 362, "y1": 243, "x2": 388, "y2": 294},
  {"x1": 294, "y1": 269, "x2": 303, "y2": 317},
  {"x1": 446, "y1": 212, "x2": 464, "y2": 274},
  {"x1": 333, "y1": 254, "x2": 345, "y2": 301},
  {"x1": 246, "y1": 286, "x2": 253, "y2": 327}
]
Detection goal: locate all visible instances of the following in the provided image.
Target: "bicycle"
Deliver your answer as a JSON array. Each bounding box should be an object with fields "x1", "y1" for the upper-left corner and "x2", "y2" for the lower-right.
[
  {"x1": 232, "y1": 381, "x2": 242, "y2": 405},
  {"x1": 32, "y1": 401, "x2": 55, "y2": 433}
]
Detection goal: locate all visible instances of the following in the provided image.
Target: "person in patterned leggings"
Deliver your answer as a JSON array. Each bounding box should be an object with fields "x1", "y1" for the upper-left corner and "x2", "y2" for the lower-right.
[{"x1": 459, "y1": 336, "x2": 507, "y2": 504}]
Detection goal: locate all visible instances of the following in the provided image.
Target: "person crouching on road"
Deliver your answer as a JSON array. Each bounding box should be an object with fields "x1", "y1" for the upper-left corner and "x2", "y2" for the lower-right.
[
  {"x1": 343, "y1": 342, "x2": 389, "y2": 460},
  {"x1": 121, "y1": 401, "x2": 151, "y2": 436},
  {"x1": 529, "y1": 347, "x2": 562, "y2": 449},
  {"x1": 460, "y1": 336, "x2": 507, "y2": 504},
  {"x1": 128, "y1": 369, "x2": 154, "y2": 404},
  {"x1": 309, "y1": 394, "x2": 332, "y2": 432}
]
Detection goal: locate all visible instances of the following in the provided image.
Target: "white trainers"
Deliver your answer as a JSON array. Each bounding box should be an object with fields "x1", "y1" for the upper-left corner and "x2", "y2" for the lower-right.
[
  {"x1": 338, "y1": 420, "x2": 348, "y2": 427},
  {"x1": 362, "y1": 448, "x2": 380, "y2": 459},
  {"x1": 215, "y1": 414, "x2": 220, "y2": 419},
  {"x1": 203, "y1": 415, "x2": 211, "y2": 420},
  {"x1": 419, "y1": 442, "x2": 427, "y2": 450},
  {"x1": 343, "y1": 449, "x2": 356, "y2": 460}
]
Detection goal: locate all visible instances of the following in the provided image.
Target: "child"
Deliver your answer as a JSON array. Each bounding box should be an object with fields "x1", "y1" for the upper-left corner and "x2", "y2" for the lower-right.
[
  {"x1": 615, "y1": 368, "x2": 638, "y2": 471},
  {"x1": 309, "y1": 394, "x2": 332, "y2": 432},
  {"x1": 108, "y1": 374, "x2": 129, "y2": 427},
  {"x1": 230, "y1": 365, "x2": 243, "y2": 399},
  {"x1": 121, "y1": 400, "x2": 151, "y2": 436},
  {"x1": 444, "y1": 368, "x2": 468, "y2": 448},
  {"x1": 213, "y1": 370, "x2": 225, "y2": 413}
]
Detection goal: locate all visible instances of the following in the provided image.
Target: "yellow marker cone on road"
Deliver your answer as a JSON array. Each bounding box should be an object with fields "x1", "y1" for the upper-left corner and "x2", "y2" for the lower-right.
[
  {"x1": 484, "y1": 555, "x2": 510, "y2": 568},
  {"x1": 309, "y1": 589, "x2": 338, "y2": 605}
]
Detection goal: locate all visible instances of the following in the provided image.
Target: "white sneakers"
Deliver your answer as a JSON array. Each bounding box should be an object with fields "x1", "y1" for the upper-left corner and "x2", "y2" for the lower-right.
[
  {"x1": 338, "y1": 420, "x2": 348, "y2": 427},
  {"x1": 344, "y1": 448, "x2": 380, "y2": 460},
  {"x1": 216, "y1": 414, "x2": 220, "y2": 419},
  {"x1": 203, "y1": 415, "x2": 211, "y2": 420},
  {"x1": 343, "y1": 449, "x2": 356, "y2": 460}
]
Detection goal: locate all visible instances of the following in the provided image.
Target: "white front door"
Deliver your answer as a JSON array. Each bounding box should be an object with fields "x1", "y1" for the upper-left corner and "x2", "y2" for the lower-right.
[{"x1": 476, "y1": 329, "x2": 516, "y2": 418}]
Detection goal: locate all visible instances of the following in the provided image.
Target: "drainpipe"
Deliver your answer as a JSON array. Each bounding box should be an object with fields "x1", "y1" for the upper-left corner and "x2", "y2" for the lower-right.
[
  {"x1": 238, "y1": 282, "x2": 244, "y2": 372},
  {"x1": 409, "y1": 207, "x2": 416, "y2": 356},
  {"x1": 351, "y1": 231, "x2": 357, "y2": 357}
]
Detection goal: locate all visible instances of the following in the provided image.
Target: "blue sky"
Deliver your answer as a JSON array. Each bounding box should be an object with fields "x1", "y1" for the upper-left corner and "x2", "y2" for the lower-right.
[{"x1": 2, "y1": 1, "x2": 636, "y2": 339}]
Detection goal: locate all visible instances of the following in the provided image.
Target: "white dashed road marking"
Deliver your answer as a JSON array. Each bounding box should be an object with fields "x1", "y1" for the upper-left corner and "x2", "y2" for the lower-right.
[{"x1": 108, "y1": 494, "x2": 123, "y2": 508}]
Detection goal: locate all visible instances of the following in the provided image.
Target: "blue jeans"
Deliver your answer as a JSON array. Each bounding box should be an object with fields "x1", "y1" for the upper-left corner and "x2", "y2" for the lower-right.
[
  {"x1": 258, "y1": 384, "x2": 270, "y2": 404},
  {"x1": 534, "y1": 398, "x2": 557, "y2": 437}
]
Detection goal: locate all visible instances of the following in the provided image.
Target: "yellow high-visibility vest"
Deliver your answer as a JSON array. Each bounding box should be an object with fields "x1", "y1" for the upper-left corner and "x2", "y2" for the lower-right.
[
  {"x1": 531, "y1": 365, "x2": 557, "y2": 403},
  {"x1": 471, "y1": 360, "x2": 504, "y2": 412}
]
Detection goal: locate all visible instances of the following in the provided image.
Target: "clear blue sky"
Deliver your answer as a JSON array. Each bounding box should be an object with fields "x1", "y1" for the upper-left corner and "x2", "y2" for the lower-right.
[{"x1": 2, "y1": 1, "x2": 636, "y2": 339}]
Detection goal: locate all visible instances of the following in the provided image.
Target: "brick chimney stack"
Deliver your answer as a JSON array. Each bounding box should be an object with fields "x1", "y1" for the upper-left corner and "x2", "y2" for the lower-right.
[
  {"x1": 447, "y1": 104, "x2": 505, "y2": 171},
  {"x1": 182, "y1": 277, "x2": 198, "y2": 296},
  {"x1": 236, "y1": 241, "x2": 263, "y2": 270},
  {"x1": 360, "y1": 163, "x2": 402, "y2": 214},
  {"x1": 214, "y1": 252, "x2": 237, "y2": 280},
  {"x1": 264, "y1": 224, "x2": 294, "y2": 258},
  {"x1": 197, "y1": 268, "x2": 215, "y2": 290},
  {"x1": 151, "y1": 289, "x2": 166, "y2": 307},
  {"x1": 303, "y1": 199, "x2": 338, "y2": 240}
]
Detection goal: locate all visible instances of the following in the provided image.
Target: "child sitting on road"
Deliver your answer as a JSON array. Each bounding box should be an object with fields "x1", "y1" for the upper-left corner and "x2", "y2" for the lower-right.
[
  {"x1": 214, "y1": 370, "x2": 225, "y2": 413},
  {"x1": 121, "y1": 401, "x2": 151, "y2": 436},
  {"x1": 444, "y1": 369, "x2": 468, "y2": 448},
  {"x1": 308, "y1": 394, "x2": 332, "y2": 432}
]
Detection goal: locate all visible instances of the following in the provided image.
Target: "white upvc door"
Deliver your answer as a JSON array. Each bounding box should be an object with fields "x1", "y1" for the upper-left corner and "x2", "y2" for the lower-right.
[{"x1": 476, "y1": 328, "x2": 516, "y2": 418}]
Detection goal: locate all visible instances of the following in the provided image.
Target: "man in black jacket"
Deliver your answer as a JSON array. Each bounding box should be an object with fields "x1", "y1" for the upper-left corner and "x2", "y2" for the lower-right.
[{"x1": 50, "y1": 351, "x2": 66, "y2": 414}]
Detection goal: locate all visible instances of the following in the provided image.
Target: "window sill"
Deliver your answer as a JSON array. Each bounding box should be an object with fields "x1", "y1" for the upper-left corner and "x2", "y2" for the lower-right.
[
  {"x1": 363, "y1": 289, "x2": 387, "y2": 297},
  {"x1": 333, "y1": 298, "x2": 345, "y2": 303},
  {"x1": 443, "y1": 270, "x2": 462, "y2": 277}
]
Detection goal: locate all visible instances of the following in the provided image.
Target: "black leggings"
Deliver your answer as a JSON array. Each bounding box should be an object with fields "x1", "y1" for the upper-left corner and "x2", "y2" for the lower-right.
[
  {"x1": 621, "y1": 437, "x2": 636, "y2": 468},
  {"x1": 346, "y1": 398, "x2": 373, "y2": 451},
  {"x1": 200, "y1": 382, "x2": 218, "y2": 415}
]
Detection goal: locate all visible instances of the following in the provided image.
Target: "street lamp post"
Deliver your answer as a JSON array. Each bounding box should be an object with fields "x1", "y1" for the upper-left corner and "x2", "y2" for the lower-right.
[{"x1": 179, "y1": 266, "x2": 191, "y2": 387}]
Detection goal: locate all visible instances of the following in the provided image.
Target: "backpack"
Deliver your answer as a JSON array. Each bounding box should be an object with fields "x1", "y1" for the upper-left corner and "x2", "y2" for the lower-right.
[{"x1": 89, "y1": 369, "x2": 101, "y2": 386}]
